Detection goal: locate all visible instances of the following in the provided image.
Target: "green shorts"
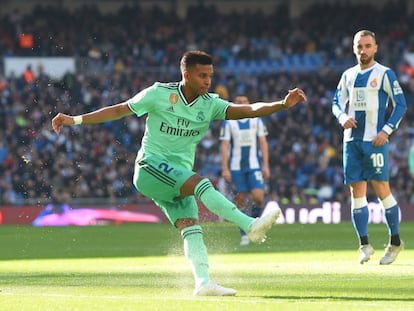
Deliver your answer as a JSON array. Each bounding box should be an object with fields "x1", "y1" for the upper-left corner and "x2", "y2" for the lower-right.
[{"x1": 133, "y1": 154, "x2": 199, "y2": 225}]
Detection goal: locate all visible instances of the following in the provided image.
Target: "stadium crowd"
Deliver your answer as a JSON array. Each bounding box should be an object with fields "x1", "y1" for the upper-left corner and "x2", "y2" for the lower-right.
[{"x1": 1, "y1": 1, "x2": 414, "y2": 206}]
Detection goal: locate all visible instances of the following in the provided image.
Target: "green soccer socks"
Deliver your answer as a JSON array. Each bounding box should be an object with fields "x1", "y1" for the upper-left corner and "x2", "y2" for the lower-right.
[
  {"x1": 194, "y1": 178, "x2": 252, "y2": 232},
  {"x1": 181, "y1": 225, "x2": 210, "y2": 288}
]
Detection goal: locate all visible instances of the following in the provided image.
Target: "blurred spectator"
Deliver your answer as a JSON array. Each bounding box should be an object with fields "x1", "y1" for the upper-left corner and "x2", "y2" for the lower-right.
[
  {"x1": 409, "y1": 139, "x2": 414, "y2": 178},
  {"x1": 23, "y1": 65, "x2": 35, "y2": 84}
]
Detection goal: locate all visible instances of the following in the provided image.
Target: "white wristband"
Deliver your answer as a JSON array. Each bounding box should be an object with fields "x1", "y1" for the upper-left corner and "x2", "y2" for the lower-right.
[
  {"x1": 338, "y1": 113, "x2": 349, "y2": 126},
  {"x1": 382, "y1": 124, "x2": 393, "y2": 135},
  {"x1": 73, "y1": 115, "x2": 83, "y2": 125}
]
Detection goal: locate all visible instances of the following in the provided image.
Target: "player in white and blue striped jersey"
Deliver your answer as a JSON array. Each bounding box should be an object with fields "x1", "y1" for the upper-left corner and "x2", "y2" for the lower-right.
[
  {"x1": 220, "y1": 95, "x2": 270, "y2": 246},
  {"x1": 332, "y1": 30, "x2": 407, "y2": 265}
]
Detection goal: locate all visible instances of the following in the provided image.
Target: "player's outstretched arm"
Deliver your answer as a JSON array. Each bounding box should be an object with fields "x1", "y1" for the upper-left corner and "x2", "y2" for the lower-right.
[
  {"x1": 52, "y1": 103, "x2": 133, "y2": 134},
  {"x1": 226, "y1": 88, "x2": 307, "y2": 120}
]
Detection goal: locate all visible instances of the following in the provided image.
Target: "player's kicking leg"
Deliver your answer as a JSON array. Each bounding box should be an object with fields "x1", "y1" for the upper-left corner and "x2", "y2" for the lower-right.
[{"x1": 194, "y1": 178, "x2": 280, "y2": 243}]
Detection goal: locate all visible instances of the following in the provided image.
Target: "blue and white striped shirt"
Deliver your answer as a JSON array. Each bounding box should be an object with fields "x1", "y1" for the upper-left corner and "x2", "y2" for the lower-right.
[
  {"x1": 332, "y1": 62, "x2": 407, "y2": 142},
  {"x1": 220, "y1": 118, "x2": 268, "y2": 171}
]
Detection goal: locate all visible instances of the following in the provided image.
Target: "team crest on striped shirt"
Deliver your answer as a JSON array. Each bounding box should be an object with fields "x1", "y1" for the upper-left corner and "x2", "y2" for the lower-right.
[{"x1": 370, "y1": 78, "x2": 377, "y2": 88}]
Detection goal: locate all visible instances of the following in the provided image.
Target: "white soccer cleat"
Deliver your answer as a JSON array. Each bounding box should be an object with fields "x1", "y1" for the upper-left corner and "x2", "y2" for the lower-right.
[
  {"x1": 240, "y1": 235, "x2": 250, "y2": 246},
  {"x1": 193, "y1": 281, "x2": 237, "y2": 296},
  {"x1": 358, "y1": 244, "x2": 375, "y2": 264},
  {"x1": 247, "y1": 205, "x2": 281, "y2": 244},
  {"x1": 379, "y1": 240, "x2": 404, "y2": 265}
]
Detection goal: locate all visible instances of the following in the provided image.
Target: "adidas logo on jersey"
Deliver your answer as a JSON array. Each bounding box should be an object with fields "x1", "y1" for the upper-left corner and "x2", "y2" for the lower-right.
[{"x1": 166, "y1": 106, "x2": 175, "y2": 113}]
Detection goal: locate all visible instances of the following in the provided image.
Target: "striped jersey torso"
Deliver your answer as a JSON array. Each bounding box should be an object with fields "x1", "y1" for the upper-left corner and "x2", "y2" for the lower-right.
[
  {"x1": 332, "y1": 62, "x2": 406, "y2": 142},
  {"x1": 220, "y1": 118, "x2": 268, "y2": 171}
]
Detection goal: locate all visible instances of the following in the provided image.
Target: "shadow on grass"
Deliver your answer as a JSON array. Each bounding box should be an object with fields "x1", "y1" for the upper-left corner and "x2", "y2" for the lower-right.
[
  {"x1": 0, "y1": 222, "x2": 412, "y2": 260},
  {"x1": 0, "y1": 271, "x2": 193, "y2": 288},
  {"x1": 2, "y1": 270, "x2": 413, "y2": 303}
]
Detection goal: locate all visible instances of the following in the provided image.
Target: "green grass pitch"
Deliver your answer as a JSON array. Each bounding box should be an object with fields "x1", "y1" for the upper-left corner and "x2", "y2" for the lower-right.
[{"x1": 0, "y1": 222, "x2": 413, "y2": 311}]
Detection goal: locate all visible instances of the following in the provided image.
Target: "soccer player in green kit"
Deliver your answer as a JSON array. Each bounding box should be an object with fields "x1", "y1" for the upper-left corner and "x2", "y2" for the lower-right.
[{"x1": 52, "y1": 50, "x2": 307, "y2": 296}]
